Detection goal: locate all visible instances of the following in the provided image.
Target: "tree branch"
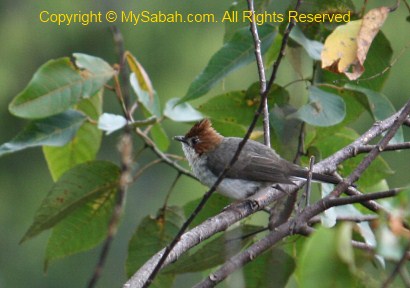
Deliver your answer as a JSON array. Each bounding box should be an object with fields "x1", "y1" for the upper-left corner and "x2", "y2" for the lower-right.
[
  {"x1": 194, "y1": 99, "x2": 410, "y2": 287},
  {"x1": 354, "y1": 142, "x2": 410, "y2": 154},
  {"x1": 135, "y1": 128, "x2": 196, "y2": 180},
  {"x1": 247, "y1": 0, "x2": 270, "y2": 147},
  {"x1": 124, "y1": 97, "x2": 410, "y2": 288},
  {"x1": 326, "y1": 188, "x2": 403, "y2": 207}
]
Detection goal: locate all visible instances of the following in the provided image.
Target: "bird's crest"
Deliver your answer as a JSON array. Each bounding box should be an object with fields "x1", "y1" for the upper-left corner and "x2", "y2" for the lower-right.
[{"x1": 185, "y1": 119, "x2": 222, "y2": 154}]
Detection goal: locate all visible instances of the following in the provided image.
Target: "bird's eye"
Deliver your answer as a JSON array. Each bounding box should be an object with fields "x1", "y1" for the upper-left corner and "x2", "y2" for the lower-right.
[{"x1": 191, "y1": 137, "x2": 199, "y2": 146}]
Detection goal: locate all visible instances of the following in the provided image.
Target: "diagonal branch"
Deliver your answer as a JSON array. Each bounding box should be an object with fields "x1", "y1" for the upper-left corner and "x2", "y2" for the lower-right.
[{"x1": 135, "y1": 128, "x2": 196, "y2": 180}]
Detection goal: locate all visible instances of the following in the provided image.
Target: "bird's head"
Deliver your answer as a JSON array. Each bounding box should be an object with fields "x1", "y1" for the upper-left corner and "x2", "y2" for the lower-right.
[{"x1": 174, "y1": 119, "x2": 223, "y2": 155}]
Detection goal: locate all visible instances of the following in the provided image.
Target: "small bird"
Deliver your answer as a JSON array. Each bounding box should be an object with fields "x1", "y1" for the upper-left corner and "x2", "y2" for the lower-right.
[{"x1": 174, "y1": 119, "x2": 340, "y2": 199}]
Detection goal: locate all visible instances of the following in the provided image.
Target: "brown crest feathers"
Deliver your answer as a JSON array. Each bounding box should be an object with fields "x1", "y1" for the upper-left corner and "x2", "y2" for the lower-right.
[{"x1": 185, "y1": 119, "x2": 223, "y2": 154}]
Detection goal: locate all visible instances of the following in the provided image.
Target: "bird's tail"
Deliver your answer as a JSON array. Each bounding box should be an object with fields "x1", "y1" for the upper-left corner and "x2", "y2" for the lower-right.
[{"x1": 291, "y1": 169, "x2": 340, "y2": 185}]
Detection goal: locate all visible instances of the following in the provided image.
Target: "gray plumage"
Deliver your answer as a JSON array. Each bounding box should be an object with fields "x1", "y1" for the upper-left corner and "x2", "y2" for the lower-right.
[{"x1": 175, "y1": 119, "x2": 339, "y2": 199}]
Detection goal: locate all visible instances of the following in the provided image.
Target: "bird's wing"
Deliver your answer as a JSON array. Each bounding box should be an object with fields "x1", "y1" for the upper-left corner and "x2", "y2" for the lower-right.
[
  {"x1": 236, "y1": 154, "x2": 295, "y2": 184},
  {"x1": 206, "y1": 139, "x2": 295, "y2": 184}
]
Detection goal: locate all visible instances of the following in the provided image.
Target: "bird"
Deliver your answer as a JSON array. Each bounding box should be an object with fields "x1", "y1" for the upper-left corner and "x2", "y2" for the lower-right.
[{"x1": 174, "y1": 119, "x2": 340, "y2": 200}]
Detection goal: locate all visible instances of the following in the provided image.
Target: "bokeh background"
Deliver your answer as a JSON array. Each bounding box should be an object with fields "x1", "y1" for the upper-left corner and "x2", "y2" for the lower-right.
[{"x1": 1, "y1": 0, "x2": 409, "y2": 287}]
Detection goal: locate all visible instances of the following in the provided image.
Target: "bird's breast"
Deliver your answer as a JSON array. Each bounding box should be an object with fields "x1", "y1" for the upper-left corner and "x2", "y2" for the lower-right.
[{"x1": 190, "y1": 155, "x2": 268, "y2": 199}]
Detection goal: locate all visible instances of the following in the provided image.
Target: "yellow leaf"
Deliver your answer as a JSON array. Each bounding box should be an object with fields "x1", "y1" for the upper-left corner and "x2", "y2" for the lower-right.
[
  {"x1": 321, "y1": 6, "x2": 390, "y2": 80},
  {"x1": 125, "y1": 51, "x2": 154, "y2": 101},
  {"x1": 321, "y1": 20, "x2": 362, "y2": 78}
]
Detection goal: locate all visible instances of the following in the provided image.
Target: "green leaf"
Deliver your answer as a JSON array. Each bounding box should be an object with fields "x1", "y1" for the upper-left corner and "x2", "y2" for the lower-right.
[
  {"x1": 290, "y1": 86, "x2": 346, "y2": 127},
  {"x1": 44, "y1": 184, "x2": 116, "y2": 270},
  {"x1": 184, "y1": 194, "x2": 230, "y2": 228},
  {"x1": 311, "y1": 88, "x2": 367, "y2": 142},
  {"x1": 296, "y1": 227, "x2": 355, "y2": 288},
  {"x1": 244, "y1": 248, "x2": 295, "y2": 288},
  {"x1": 126, "y1": 206, "x2": 184, "y2": 282},
  {"x1": 265, "y1": 33, "x2": 283, "y2": 67},
  {"x1": 9, "y1": 55, "x2": 114, "y2": 119},
  {"x1": 289, "y1": 25, "x2": 323, "y2": 60},
  {"x1": 344, "y1": 84, "x2": 403, "y2": 144},
  {"x1": 164, "y1": 98, "x2": 203, "y2": 122},
  {"x1": 73, "y1": 53, "x2": 116, "y2": 97},
  {"x1": 181, "y1": 24, "x2": 277, "y2": 102},
  {"x1": 198, "y1": 83, "x2": 289, "y2": 128},
  {"x1": 20, "y1": 161, "x2": 120, "y2": 243},
  {"x1": 150, "y1": 123, "x2": 170, "y2": 152},
  {"x1": 164, "y1": 225, "x2": 263, "y2": 274},
  {"x1": 43, "y1": 92, "x2": 103, "y2": 181},
  {"x1": 0, "y1": 110, "x2": 86, "y2": 158}
]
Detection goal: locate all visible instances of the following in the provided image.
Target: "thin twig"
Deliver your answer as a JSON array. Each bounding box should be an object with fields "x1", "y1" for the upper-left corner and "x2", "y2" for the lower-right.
[
  {"x1": 112, "y1": 26, "x2": 132, "y2": 120},
  {"x1": 354, "y1": 142, "x2": 410, "y2": 155},
  {"x1": 87, "y1": 26, "x2": 133, "y2": 288},
  {"x1": 382, "y1": 241, "x2": 410, "y2": 288},
  {"x1": 354, "y1": 43, "x2": 409, "y2": 83},
  {"x1": 293, "y1": 122, "x2": 305, "y2": 164},
  {"x1": 344, "y1": 185, "x2": 388, "y2": 214},
  {"x1": 305, "y1": 156, "x2": 315, "y2": 207},
  {"x1": 326, "y1": 188, "x2": 403, "y2": 207},
  {"x1": 309, "y1": 214, "x2": 379, "y2": 224},
  {"x1": 132, "y1": 159, "x2": 163, "y2": 182},
  {"x1": 247, "y1": 0, "x2": 270, "y2": 147},
  {"x1": 162, "y1": 173, "x2": 182, "y2": 209},
  {"x1": 135, "y1": 128, "x2": 195, "y2": 180},
  {"x1": 283, "y1": 78, "x2": 309, "y2": 89}
]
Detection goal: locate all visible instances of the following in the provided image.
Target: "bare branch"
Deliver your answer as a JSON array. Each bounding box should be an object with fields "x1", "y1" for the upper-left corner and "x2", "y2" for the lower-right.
[
  {"x1": 326, "y1": 188, "x2": 402, "y2": 207},
  {"x1": 344, "y1": 186, "x2": 388, "y2": 214},
  {"x1": 135, "y1": 128, "x2": 196, "y2": 180},
  {"x1": 309, "y1": 214, "x2": 379, "y2": 224},
  {"x1": 354, "y1": 142, "x2": 410, "y2": 154},
  {"x1": 246, "y1": 0, "x2": 270, "y2": 147}
]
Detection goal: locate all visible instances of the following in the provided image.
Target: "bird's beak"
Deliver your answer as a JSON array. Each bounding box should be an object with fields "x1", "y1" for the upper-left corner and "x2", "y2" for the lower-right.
[{"x1": 173, "y1": 135, "x2": 187, "y2": 144}]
